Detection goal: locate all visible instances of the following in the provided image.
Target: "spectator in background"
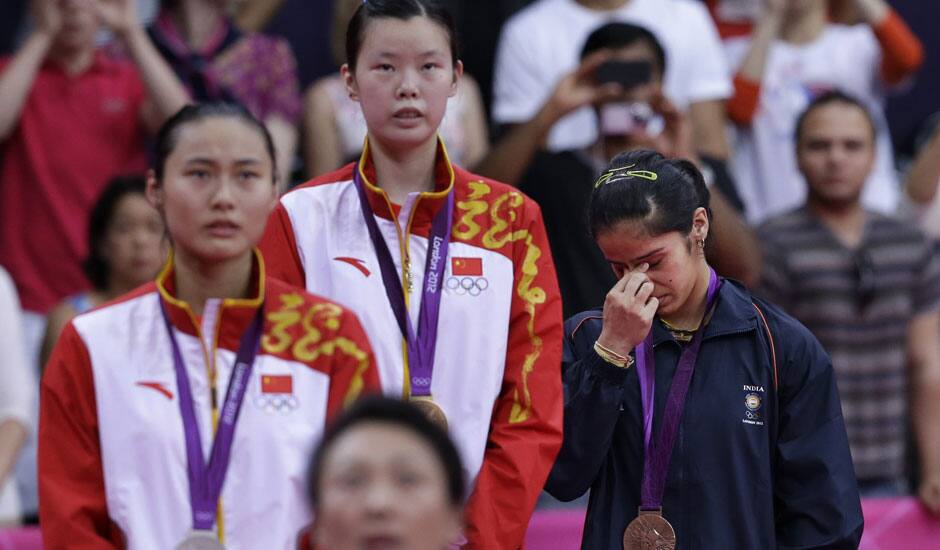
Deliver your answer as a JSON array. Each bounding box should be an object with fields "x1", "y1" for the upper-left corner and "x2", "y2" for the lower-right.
[
  {"x1": 758, "y1": 92, "x2": 940, "y2": 511},
  {"x1": 39, "y1": 176, "x2": 166, "y2": 368},
  {"x1": 704, "y1": 0, "x2": 861, "y2": 39},
  {"x1": 725, "y1": 0, "x2": 923, "y2": 224},
  {"x1": 303, "y1": 0, "x2": 488, "y2": 179},
  {"x1": 491, "y1": 0, "x2": 733, "y2": 164},
  {"x1": 904, "y1": 115, "x2": 940, "y2": 240},
  {"x1": 506, "y1": 22, "x2": 759, "y2": 318},
  {"x1": 0, "y1": 266, "x2": 34, "y2": 526},
  {"x1": 306, "y1": 396, "x2": 465, "y2": 550},
  {"x1": 147, "y1": 0, "x2": 301, "y2": 188},
  {"x1": 0, "y1": 0, "x2": 187, "y2": 357}
]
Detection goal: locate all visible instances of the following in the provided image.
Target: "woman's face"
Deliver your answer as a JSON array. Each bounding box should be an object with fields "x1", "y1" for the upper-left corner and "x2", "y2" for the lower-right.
[
  {"x1": 595, "y1": 209, "x2": 708, "y2": 317},
  {"x1": 148, "y1": 117, "x2": 277, "y2": 265},
  {"x1": 315, "y1": 422, "x2": 462, "y2": 550},
  {"x1": 343, "y1": 16, "x2": 462, "y2": 153},
  {"x1": 101, "y1": 193, "x2": 167, "y2": 289}
]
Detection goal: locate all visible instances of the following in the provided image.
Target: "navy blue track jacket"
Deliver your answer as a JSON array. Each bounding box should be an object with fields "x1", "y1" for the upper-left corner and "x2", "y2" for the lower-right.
[{"x1": 545, "y1": 280, "x2": 863, "y2": 549}]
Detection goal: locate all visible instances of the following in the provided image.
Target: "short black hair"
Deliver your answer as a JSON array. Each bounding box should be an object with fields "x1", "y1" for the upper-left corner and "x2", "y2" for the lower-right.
[
  {"x1": 580, "y1": 22, "x2": 667, "y2": 75},
  {"x1": 153, "y1": 102, "x2": 278, "y2": 184},
  {"x1": 345, "y1": 0, "x2": 459, "y2": 70},
  {"x1": 82, "y1": 176, "x2": 148, "y2": 290},
  {"x1": 307, "y1": 395, "x2": 465, "y2": 508},
  {"x1": 589, "y1": 149, "x2": 711, "y2": 238},
  {"x1": 795, "y1": 90, "x2": 877, "y2": 144}
]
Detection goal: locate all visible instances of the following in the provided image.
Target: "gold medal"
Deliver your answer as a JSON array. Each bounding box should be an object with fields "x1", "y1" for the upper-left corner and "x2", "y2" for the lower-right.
[
  {"x1": 410, "y1": 397, "x2": 448, "y2": 431},
  {"x1": 622, "y1": 509, "x2": 676, "y2": 550}
]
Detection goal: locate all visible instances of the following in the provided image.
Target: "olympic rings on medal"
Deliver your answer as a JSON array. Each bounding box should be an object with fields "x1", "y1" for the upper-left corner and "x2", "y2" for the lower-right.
[{"x1": 445, "y1": 276, "x2": 489, "y2": 296}]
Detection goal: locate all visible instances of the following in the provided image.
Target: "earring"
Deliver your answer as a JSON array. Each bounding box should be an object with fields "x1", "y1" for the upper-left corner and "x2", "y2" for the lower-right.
[{"x1": 697, "y1": 239, "x2": 705, "y2": 248}]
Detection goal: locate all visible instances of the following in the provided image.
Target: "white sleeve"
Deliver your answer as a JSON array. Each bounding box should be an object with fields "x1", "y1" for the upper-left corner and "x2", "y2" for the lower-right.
[
  {"x1": 0, "y1": 268, "x2": 35, "y2": 427},
  {"x1": 677, "y1": 2, "x2": 733, "y2": 102},
  {"x1": 491, "y1": 17, "x2": 553, "y2": 125}
]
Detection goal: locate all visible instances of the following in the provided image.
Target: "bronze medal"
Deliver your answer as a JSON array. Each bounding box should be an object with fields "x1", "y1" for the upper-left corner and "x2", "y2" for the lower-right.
[
  {"x1": 410, "y1": 397, "x2": 448, "y2": 431},
  {"x1": 622, "y1": 509, "x2": 676, "y2": 550}
]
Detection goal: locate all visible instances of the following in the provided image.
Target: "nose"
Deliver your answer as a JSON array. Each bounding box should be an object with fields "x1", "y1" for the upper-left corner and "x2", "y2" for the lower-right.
[
  {"x1": 396, "y1": 68, "x2": 420, "y2": 100},
  {"x1": 362, "y1": 480, "x2": 396, "y2": 516},
  {"x1": 209, "y1": 178, "x2": 237, "y2": 211}
]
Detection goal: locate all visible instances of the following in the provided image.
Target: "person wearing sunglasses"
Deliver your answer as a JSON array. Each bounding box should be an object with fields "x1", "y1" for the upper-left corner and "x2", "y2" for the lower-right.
[{"x1": 757, "y1": 91, "x2": 940, "y2": 513}]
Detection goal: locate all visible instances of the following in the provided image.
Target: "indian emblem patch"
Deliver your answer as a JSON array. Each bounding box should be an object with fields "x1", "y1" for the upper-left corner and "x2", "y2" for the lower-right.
[{"x1": 742, "y1": 384, "x2": 765, "y2": 426}]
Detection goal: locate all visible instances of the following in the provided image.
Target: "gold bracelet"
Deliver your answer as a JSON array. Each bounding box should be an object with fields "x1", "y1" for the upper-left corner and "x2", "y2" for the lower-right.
[{"x1": 593, "y1": 340, "x2": 634, "y2": 369}]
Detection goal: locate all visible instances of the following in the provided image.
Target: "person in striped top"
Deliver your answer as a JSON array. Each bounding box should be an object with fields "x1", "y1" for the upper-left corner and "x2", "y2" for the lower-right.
[{"x1": 757, "y1": 91, "x2": 940, "y2": 513}]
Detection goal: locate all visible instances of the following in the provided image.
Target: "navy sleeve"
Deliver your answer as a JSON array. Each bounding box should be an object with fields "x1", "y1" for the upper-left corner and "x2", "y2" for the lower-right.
[
  {"x1": 544, "y1": 314, "x2": 630, "y2": 502},
  {"x1": 772, "y1": 313, "x2": 864, "y2": 549}
]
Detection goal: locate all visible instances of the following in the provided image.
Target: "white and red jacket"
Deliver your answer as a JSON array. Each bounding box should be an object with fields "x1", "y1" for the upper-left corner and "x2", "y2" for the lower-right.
[
  {"x1": 260, "y1": 140, "x2": 564, "y2": 549},
  {"x1": 39, "y1": 252, "x2": 379, "y2": 550}
]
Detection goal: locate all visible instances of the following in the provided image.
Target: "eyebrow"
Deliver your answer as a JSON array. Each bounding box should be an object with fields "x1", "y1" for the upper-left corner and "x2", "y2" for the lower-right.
[
  {"x1": 375, "y1": 49, "x2": 445, "y2": 59},
  {"x1": 603, "y1": 247, "x2": 665, "y2": 265}
]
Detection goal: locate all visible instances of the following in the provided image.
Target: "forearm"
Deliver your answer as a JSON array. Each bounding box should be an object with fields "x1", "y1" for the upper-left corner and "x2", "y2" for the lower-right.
[
  {"x1": 855, "y1": 0, "x2": 889, "y2": 25},
  {"x1": 0, "y1": 32, "x2": 54, "y2": 140},
  {"x1": 233, "y1": 0, "x2": 285, "y2": 32},
  {"x1": 707, "y1": 187, "x2": 762, "y2": 287},
  {"x1": 0, "y1": 419, "x2": 27, "y2": 487},
  {"x1": 905, "y1": 130, "x2": 940, "y2": 205},
  {"x1": 689, "y1": 100, "x2": 731, "y2": 159},
  {"x1": 472, "y1": 103, "x2": 561, "y2": 187},
  {"x1": 736, "y1": 13, "x2": 783, "y2": 83},
  {"x1": 119, "y1": 26, "x2": 189, "y2": 124},
  {"x1": 546, "y1": 352, "x2": 627, "y2": 501}
]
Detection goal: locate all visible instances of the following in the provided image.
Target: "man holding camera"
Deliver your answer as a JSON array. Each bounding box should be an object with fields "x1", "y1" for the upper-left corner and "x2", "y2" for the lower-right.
[{"x1": 483, "y1": 22, "x2": 758, "y2": 318}]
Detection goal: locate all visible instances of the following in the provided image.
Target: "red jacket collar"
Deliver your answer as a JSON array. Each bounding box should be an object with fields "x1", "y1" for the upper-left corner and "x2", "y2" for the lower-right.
[
  {"x1": 356, "y1": 136, "x2": 455, "y2": 234},
  {"x1": 155, "y1": 249, "x2": 266, "y2": 342}
]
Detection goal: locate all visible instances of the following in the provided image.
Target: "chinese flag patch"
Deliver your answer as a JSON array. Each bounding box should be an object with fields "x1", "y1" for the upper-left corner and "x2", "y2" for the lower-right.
[
  {"x1": 451, "y1": 257, "x2": 483, "y2": 276},
  {"x1": 261, "y1": 375, "x2": 293, "y2": 394}
]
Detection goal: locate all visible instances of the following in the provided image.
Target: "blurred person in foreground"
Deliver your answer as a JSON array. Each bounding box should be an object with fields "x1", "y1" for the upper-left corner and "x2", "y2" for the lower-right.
[
  {"x1": 757, "y1": 91, "x2": 940, "y2": 512},
  {"x1": 40, "y1": 176, "x2": 167, "y2": 368},
  {"x1": 306, "y1": 395, "x2": 464, "y2": 550}
]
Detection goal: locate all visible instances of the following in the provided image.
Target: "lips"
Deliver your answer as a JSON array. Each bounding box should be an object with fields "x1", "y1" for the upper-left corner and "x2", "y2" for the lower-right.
[
  {"x1": 205, "y1": 219, "x2": 240, "y2": 237},
  {"x1": 393, "y1": 107, "x2": 424, "y2": 120}
]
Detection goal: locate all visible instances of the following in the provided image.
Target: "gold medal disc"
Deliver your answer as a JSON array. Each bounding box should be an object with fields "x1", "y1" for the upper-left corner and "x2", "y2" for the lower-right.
[{"x1": 410, "y1": 398, "x2": 448, "y2": 431}]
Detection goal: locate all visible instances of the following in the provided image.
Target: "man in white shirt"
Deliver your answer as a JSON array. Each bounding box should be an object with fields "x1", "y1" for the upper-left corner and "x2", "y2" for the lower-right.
[{"x1": 492, "y1": 0, "x2": 733, "y2": 155}]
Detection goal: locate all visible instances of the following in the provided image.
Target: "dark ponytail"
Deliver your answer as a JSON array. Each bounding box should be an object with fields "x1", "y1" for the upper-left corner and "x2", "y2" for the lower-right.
[
  {"x1": 588, "y1": 149, "x2": 711, "y2": 238},
  {"x1": 345, "y1": 0, "x2": 459, "y2": 70}
]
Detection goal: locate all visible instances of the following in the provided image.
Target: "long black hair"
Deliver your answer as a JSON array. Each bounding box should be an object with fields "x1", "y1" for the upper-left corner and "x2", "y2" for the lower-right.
[
  {"x1": 345, "y1": 0, "x2": 459, "y2": 70},
  {"x1": 82, "y1": 176, "x2": 148, "y2": 290},
  {"x1": 153, "y1": 102, "x2": 278, "y2": 184},
  {"x1": 588, "y1": 149, "x2": 711, "y2": 238},
  {"x1": 307, "y1": 395, "x2": 465, "y2": 508}
]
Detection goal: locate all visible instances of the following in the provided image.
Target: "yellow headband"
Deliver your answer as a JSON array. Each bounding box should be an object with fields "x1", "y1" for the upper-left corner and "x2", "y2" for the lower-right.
[{"x1": 593, "y1": 164, "x2": 659, "y2": 189}]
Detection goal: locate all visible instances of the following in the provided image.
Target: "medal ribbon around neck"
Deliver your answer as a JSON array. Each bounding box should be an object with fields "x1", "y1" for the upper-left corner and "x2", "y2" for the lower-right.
[
  {"x1": 160, "y1": 302, "x2": 264, "y2": 532},
  {"x1": 352, "y1": 169, "x2": 454, "y2": 398},
  {"x1": 636, "y1": 268, "x2": 721, "y2": 510}
]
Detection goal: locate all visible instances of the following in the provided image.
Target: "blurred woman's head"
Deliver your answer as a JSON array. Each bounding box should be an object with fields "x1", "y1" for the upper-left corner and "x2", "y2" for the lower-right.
[
  {"x1": 147, "y1": 102, "x2": 278, "y2": 265},
  {"x1": 588, "y1": 150, "x2": 712, "y2": 317},
  {"x1": 341, "y1": 0, "x2": 462, "y2": 153},
  {"x1": 309, "y1": 396, "x2": 464, "y2": 550},
  {"x1": 83, "y1": 176, "x2": 166, "y2": 293}
]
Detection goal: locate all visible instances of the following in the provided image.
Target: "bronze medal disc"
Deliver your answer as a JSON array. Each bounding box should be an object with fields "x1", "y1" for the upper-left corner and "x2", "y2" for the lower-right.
[
  {"x1": 623, "y1": 510, "x2": 676, "y2": 550},
  {"x1": 411, "y1": 398, "x2": 448, "y2": 431}
]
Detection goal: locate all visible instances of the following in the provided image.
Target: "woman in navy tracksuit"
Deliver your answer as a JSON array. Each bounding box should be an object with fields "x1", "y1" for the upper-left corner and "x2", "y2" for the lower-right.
[{"x1": 545, "y1": 150, "x2": 863, "y2": 549}]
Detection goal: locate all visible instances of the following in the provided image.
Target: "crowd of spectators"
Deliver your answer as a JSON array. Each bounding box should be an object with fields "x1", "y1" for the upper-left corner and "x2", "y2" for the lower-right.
[{"x1": 2, "y1": 0, "x2": 940, "y2": 526}]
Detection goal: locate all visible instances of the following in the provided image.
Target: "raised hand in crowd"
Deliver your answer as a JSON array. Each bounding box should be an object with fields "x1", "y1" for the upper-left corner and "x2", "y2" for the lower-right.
[
  {"x1": 33, "y1": 0, "x2": 63, "y2": 39},
  {"x1": 473, "y1": 50, "x2": 624, "y2": 187}
]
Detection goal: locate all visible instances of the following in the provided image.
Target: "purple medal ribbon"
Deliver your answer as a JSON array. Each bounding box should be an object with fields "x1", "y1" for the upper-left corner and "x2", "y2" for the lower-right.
[
  {"x1": 160, "y1": 302, "x2": 264, "y2": 531},
  {"x1": 352, "y1": 170, "x2": 453, "y2": 397},
  {"x1": 636, "y1": 269, "x2": 721, "y2": 510}
]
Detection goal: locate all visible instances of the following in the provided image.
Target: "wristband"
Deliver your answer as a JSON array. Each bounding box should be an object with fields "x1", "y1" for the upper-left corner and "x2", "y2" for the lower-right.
[{"x1": 594, "y1": 340, "x2": 634, "y2": 369}]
